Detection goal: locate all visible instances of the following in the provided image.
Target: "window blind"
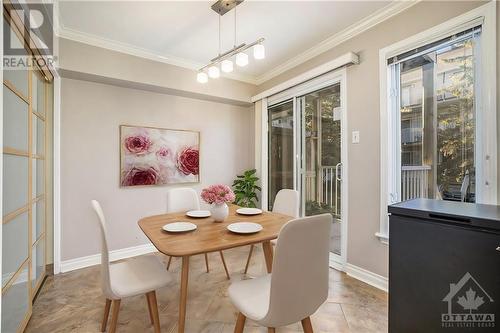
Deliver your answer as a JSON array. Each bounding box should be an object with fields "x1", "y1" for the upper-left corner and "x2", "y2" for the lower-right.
[{"x1": 387, "y1": 25, "x2": 482, "y2": 66}]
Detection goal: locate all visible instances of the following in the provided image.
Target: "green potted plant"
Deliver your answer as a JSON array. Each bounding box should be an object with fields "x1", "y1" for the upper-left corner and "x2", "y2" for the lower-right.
[{"x1": 232, "y1": 169, "x2": 261, "y2": 208}]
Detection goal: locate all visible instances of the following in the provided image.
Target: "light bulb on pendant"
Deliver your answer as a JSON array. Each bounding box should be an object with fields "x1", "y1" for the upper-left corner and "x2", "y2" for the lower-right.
[
  {"x1": 236, "y1": 52, "x2": 249, "y2": 67},
  {"x1": 221, "y1": 59, "x2": 234, "y2": 73},
  {"x1": 253, "y1": 44, "x2": 265, "y2": 60},
  {"x1": 197, "y1": 71, "x2": 208, "y2": 83},
  {"x1": 208, "y1": 65, "x2": 220, "y2": 78}
]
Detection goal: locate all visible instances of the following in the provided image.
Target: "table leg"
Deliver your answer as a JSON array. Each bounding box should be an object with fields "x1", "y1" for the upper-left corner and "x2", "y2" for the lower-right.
[
  {"x1": 178, "y1": 256, "x2": 190, "y2": 333},
  {"x1": 262, "y1": 241, "x2": 274, "y2": 273}
]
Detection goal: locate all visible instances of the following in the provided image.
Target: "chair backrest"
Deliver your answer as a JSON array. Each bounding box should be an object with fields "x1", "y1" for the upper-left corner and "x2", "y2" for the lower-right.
[
  {"x1": 166, "y1": 188, "x2": 200, "y2": 213},
  {"x1": 91, "y1": 200, "x2": 117, "y2": 299},
  {"x1": 264, "y1": 214, "x2": 332, "y2": 327},
  {"x1": 272, "y1": 189, "x2": 299, "y2": 218}
]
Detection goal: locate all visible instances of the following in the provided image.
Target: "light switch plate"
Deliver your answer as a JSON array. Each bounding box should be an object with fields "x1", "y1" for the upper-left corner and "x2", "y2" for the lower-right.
[{"x1": 352, "y1": 131, "x2": 360, "y2": 144}]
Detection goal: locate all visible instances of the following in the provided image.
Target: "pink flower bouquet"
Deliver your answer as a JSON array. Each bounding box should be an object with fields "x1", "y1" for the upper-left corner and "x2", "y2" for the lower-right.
[{"x1": 201, "y1": 184, "x2": 236, "y2": 205}]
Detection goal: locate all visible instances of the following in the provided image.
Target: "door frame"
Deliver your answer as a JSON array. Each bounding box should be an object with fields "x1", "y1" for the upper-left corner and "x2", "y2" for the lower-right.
[
  {"x1": 262, "y1": 68, "x2": 348, "y2": 270},
  {"x1": 333, "y1": 69, "x2": 348, "y2": 270}
]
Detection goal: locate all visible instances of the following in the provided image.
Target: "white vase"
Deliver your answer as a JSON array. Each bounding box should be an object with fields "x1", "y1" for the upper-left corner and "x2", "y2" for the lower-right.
[{"x1": 211, "y1": 202, "x2": 229, "y2": 222}]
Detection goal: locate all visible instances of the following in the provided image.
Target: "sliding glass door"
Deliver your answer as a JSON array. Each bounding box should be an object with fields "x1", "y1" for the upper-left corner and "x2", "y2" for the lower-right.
[
  {"x1": 267, "y1": 72, "x2": 346, "y2": 267},
  {"x1": 298, "y1": 84, "x2": 343, "y2": 257},
  {"x1": 268, "y1": 100, "x2": 295, "y2": 210}
]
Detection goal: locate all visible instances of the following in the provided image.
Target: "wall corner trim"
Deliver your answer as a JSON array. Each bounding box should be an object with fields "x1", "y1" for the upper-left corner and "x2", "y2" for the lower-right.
[
  {"x1": 59, "y1": 243, "x2": 158, "y2": 273},
  {"x1": 345, "y1": 263, "x2": 388, "y2": 292}
]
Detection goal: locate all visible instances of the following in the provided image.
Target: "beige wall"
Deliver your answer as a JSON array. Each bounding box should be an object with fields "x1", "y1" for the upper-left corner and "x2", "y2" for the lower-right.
[
  {"x1": 256, "y1": 1, "x2": 490, "y2": 278},
  {"x1": 60, "y1": 78, "x2": 254, "y2": 261}
]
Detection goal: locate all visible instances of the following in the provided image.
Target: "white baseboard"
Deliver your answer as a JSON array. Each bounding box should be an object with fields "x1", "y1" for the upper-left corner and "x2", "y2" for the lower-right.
[
  {"x1": 60, "y1": 243, "x2": 158, "y2": 273},
  {"x1": 345, "y1": 263, "x2": 388, "y2": 292},
  {"x1": 329, "y1": 253, "x2": 345, "y2": 272},
  {"x1": 329, "y1": 260, "x2": 345, "y2": 272}
]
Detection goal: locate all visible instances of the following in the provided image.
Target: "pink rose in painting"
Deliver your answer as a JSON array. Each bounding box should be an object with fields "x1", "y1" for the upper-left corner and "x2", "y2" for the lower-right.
[
  {"x1": 177, "y1": 147, "x2": 199, "y2": 175},
  {"x1": 124, "y1": 135, "x2": 152, "y2": 155},
  {"x1": 156, "y1": 146, "x2": 173, "y2": 161},
  {"x1": 122, "y1": 166, "x2": 159, "y2": 186}
]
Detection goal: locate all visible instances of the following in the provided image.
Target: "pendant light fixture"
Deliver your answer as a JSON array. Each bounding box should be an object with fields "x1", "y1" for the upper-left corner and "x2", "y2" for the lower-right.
[
  {"x1": 196, "y1": 0, "x2": 265, "y2": 83},
  {"x1": 221, "y1": 59, "x2": 234, "y2": 73},
  {"x1": 235, "y1": 52, "x2": 249, "y2": 67},
  {"x1": 253, "y1": 44, "x2": 265, "y2": 60},
  {"x1": 208, "y1": 65, "x2": 220, "y2": 78},
  {"x1": 197, "y1": 72, "x2": 208, "y2": 83}
]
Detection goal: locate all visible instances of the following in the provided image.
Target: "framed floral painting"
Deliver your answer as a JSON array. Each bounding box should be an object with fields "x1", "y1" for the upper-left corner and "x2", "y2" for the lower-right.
[{"x1": 120, "y1": 125, "x2": 200, "y2": 187}]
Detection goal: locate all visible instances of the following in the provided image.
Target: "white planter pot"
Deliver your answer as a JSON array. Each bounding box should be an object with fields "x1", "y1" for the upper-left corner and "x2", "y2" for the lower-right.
[{"x1": 211, "y1": 203, "x2": 229, "y2": 222}]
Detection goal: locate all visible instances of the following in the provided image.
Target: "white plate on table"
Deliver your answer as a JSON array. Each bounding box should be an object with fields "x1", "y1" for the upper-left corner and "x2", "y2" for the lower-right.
[
  {"x1": 236, "y1": 208, "x2": 263, "y2": 216},
  {"x1": 162, "y1": 222, "x2": 197, "y2": 233},
  {"x1": 227, "y1": 222, "x2": 263, "y2": 234},
  {"x1": 186, "y1": 210, "x2": 211, "y2": 218}
]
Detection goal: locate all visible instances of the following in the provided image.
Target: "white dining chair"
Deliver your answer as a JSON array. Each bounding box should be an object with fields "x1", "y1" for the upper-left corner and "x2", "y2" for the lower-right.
[
  {"x1": 165, "y1": 188, "x2": 231, "y2": 279},
  {"x1": 229, "y1": 214, "x2": 332, "y2": 333},
  {"x1": 244, "y1": 189, "x2": 299, "y2": 274},
  {"x1": 91, "y1": 200, "x2": 172, "y2": 333}
]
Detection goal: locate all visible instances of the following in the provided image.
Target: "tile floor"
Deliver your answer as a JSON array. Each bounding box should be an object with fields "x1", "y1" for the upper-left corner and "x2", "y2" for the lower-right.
[{"x1": 26, "y1": 246, "x2": 387, "y2": 333}]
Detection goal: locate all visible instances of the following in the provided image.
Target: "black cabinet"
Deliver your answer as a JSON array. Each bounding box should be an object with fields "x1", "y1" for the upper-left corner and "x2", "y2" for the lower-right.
[{"x1": 389, "y1": 199, "x2": 500, "y2": 333}]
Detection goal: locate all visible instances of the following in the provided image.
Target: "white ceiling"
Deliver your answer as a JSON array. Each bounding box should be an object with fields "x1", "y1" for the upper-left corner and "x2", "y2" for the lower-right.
[{"x1": 57, "y1": 1, "x2": 397, "y2": 83}]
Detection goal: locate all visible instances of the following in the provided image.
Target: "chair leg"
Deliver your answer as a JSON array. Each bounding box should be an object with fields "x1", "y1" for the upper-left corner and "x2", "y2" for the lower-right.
[
  {"x1": 219, "y1": 251, "x2": 230, "y2": 280},
  {"x1": 234, "y1": 312, "x2": 246, "y2": 333},
  {"x1": 178, "y1": 256, "x2": 190, "y2": 333},
  {"x1": 204, "y1": 253, "x2": 210, "y2": 273},
  {"x1": 301, "y1": 317, "x2": 314, "y2": 333},
  {"x1": 267, "y1": 328, "x2": 275, "y2": 333},
  {"x1": 145, "y1": 294, "x2": 154, "y2": 325},
  {"x1": 243, "y1": 245, "x2": 254, "y2": 274},
  {"x1": 262, "y1": 241, "x2": 274, "y2": 273},
  {"x1": 101, "y1": 299, "x2": 112, "y2": 332},
  {"x1": 109, "y1": 299, "x2": 121, "y2": 333},
  {"x1": 167, "y1": 256, "x2": 173, "y2": 271},
  {"x1": 146, "y1": 291, "x2": 161, "y2": 333}
]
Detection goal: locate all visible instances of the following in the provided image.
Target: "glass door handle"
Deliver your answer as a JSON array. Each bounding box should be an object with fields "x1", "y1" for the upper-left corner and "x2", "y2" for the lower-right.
[{"x1": 335, "y1": 163, "x2": 342, "y2": 181}]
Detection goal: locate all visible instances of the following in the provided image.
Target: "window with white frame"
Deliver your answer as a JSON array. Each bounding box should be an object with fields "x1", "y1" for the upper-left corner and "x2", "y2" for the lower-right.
[
  {"x1": 392, "y1": 27, "x2": 481, "y2": 203},
  {"x1": 379, "y1": 3, "x2": 497, "y2": 243}
]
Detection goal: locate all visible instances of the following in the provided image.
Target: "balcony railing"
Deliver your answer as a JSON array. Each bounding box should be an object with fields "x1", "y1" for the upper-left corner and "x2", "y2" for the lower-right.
[
  {"x1": 401, "y1": 165, "x2": 431, "y2": 201},
  {"x1": 304, "y1": 166, "x2": 341, "y2": 218},
  {"x1": 304, "y1": 165, "x2": 431, "y2": 214}
]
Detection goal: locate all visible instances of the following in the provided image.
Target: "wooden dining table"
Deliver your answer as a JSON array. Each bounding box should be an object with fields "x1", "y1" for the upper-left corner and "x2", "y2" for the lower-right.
[{"x1": 138, "y1": 204, "x2": 293, "y2": 333}]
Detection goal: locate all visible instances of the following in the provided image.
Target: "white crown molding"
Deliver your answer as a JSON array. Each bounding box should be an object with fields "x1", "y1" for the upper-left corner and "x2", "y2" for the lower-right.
[
  {"x1": 54, "y1": 1, "x2": 419, "y2": 87},
  {"x1": 57, "y1": 25, "x2": 203, "y2": 70},
  {"x1": 55, "y1": 24, "x2": 259, "y2": 85},
  {"x1": 60, "y1": 243, "x2": 158, "y2": 273},
  {"x1": 254, "y1": 0, "x2": 420, "y2": 85},
  {"x1": 345, "y1": 263, "x2": 388, "y2": 292}
]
